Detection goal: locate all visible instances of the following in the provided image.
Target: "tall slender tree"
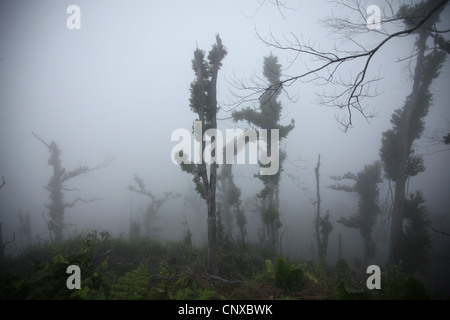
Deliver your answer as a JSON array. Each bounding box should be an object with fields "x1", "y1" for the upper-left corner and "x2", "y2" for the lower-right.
[
  {"x1": 179, "y1": 35, "x2": 227, "y2": 275},
  {"x1": 380, "y1": 1, "x2": 447, "y2": 266},
  {"x1": 232, "y1": 54, "x2": 294, "y2": 253}
]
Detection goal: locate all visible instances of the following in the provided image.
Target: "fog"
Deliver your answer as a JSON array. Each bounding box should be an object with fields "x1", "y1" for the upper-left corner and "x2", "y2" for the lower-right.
[{"x1": 0, "y1": 0, "x2": 449, "y2": 297}]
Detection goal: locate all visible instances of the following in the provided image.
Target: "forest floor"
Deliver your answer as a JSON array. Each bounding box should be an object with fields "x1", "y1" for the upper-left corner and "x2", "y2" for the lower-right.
[{"x1": 0, "y1": 230, "x2": 439, "y2": 300}]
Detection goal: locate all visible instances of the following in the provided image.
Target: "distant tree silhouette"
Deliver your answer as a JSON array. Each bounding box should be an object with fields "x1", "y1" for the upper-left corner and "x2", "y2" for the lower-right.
[
  {"x1": 330, "y1": 161, "x2": 382, "y2": 266},
  {"x1": 17, "y1": 209, "x2": 32, "y2": 246},
  {"x1": 32, "y1": 132, "x2": 110, "y2": 242},
  {"x1": 128, "y1": 175, "x2": 181, "y2": 238},
  {"x1": 232, "y1": 54, "x2": 294, "y2": 254}
]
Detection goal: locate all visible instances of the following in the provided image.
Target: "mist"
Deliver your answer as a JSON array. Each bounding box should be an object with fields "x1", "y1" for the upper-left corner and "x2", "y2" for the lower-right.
[{"x1": 1, "y1": 0, "x2": 449, "y2": 300}]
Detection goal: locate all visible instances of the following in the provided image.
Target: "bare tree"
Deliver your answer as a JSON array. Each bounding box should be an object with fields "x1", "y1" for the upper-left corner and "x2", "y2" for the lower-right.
[
  {"x1": 314, "y1": 154, "x2": 323, "y2": 265},
  {"x1": 32, "y1": 132, "x2": 111, "y2": 242},
  {"x1": 128, "y1": 175, "x2": 181, "y2": 238}
]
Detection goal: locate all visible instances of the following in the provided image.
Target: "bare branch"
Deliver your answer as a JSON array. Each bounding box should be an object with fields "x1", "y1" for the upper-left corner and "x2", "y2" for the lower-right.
[
  {"x1": 3, "y1": 232, "x2": 15, "y2": 248},
  {"x1": 31, "y1": 131, "x2": 51, "y2": 149},
  {"x1": 64, "y1": 197, "x2": 103, "y2": 208},
  {"x1": 427, "y1": 222, "x2": 450, "y2": 236},
  {"x1": 0, "y1": 176, "x2": 5, "y2": 189},
  {"x1": 233, "y1": 0, "x2": 449, "y2": 131}
]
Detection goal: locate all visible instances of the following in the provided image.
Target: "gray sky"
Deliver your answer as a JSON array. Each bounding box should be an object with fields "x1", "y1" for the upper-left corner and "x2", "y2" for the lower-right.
[{"x1": 0, "y1": 1, "x2": 449, "y2": 267}]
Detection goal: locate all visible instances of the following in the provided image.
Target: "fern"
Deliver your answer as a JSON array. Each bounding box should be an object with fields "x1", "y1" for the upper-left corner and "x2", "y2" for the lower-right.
[{"x1": 111, "y1": 265, "x2": 150, "y2": 300}]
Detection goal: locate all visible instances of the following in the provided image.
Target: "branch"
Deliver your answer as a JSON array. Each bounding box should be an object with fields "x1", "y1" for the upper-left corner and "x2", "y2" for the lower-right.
[
  {"x1": 427, "y1": 222, "x2": 450, "y2": 236},
  {"x1": 0, "y1": 176, "x2": 5, "y2": 189},
  {"x1": 31, "y1": 131, "x2": 51, "y2": 149},
  {"x1": 62, "y1": 154, "x2": 115, "y2": 182},
  {"x1": 3, "y1": 231, "x2": 16, "y2": 248},
  {"x1": 64, "y1": 197, "x2": 103, "y2": 208},
  {"x1": 243, "y1": 0, "x2": 449, "y2": 131}
]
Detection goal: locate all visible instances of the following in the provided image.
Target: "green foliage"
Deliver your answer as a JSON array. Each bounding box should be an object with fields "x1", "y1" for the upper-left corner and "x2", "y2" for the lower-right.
[
  {"x1": 0, "y1": 231, "x2": 439, "y2": 300},
  {"x1": 402, "y1": 276, "x2": 430, "y2": 300},
  {"x1": 400, "y1": 191, "x2": 432, "y2": 275},
  {"x1": 334, "y1": 259, "x2": 352, "y2": 281},
  {"x1": 171, "y1": 287, "x2": 217, "y2": 300},
  {"x1": 336, "y1": 282, "x2": 370, "y2": 300},
  {"x1": 110, "y1": 265, "x2": 150, "y2": 300},
  {"x1": 2, "y1": 237, "x2": 110, "y2": 299},
  {"x1": 380, "y1": 47, "x2": 446, "y2": 181},
  {"x1": 265, "y1": 259, "x2": 275, "y2": 279},
  {"x1": 372, "y1": 266, "x2": 430, "y2": 300},
  {"x1": 272, "y1": 258, "x2": 304, "y2": 292},
  {"x1": 333, "y1": 259, "x2": 370, "y2": 300}
]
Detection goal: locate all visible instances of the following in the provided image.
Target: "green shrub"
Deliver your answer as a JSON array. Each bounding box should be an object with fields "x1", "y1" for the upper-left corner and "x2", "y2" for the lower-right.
[
  {"x1": 270, "y1": 258, "x2": 304, "y2": 292},
  {"x1": 401, "y1": 276, "x2": 430, "y2": 300}
]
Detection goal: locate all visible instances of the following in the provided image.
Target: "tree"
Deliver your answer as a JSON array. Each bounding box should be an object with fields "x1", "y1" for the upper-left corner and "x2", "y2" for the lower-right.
[
  {"x1": 312, "y1": 154, "x2": 334, "y2": 265},
  {"x1": 32, "y1": 132, "x2": 109, "y2": 242},
  {"x1": 379, "y1": 1, "x2": 447, "y2": 265},
  {"x1": 444, "y1": 133, "x2": 450, "y2": 144},
  {"x1": 232, "y1": 54, "x2": 294, "y2": 253},
  {"x1": 400, "y1": 191, "x2": 432, "y2": 275},
  {"x1": 244, "y1": 0, "x2": 449, "y2": 131},
  {"x1": 217, "y1": 163, "x2": 246, "y2": 243},
  {"x1": 178, "y1": 35, "x2": 227, "y2": 275},
  {"x1": 255, "y1": 0, "x2": 448, "y2": 267},
  {"x1": 245, "y1": 0, "x2": 448, "y2": 269},
  {"x1": 0, "y1": 223, "x2": 15, "y2": 263},
  {"x1": 319, "y1": 210, "x2": 333, "y2": 265},
  {"x1": 330, "y1": 161, "x2": 382, "y2": 266},
  {"x1": 128, "y1": 175, "x2": 181, "y2": 238},
  {"x1": 314, "y1": 154, "x2": 323, "y2": 265},
  {"x1": 17, "y1": 209, "x2": 32, "y2": 246}
]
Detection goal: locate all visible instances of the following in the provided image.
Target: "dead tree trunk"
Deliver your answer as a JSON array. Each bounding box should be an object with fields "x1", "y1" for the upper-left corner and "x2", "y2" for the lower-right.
[
  {"x1": 314, "y1": 154, "x2": 323, "y2": 266},
  {"x1": 0, "y1": 223, "x2": 15, "y2": 263},
  {"x1": 337, "y1": 233, "x2": 342, "y2": 262}
]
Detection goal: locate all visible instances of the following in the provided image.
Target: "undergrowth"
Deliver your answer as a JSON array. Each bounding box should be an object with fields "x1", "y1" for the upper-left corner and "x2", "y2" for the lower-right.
[{"x1": 0, "y1": 230, "x2": 435, "y2": 300}]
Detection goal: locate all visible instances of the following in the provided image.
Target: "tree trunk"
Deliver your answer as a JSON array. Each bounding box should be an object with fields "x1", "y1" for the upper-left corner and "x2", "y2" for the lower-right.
[
  {"x1": 314, "y1": 154, "x2": 323, "y2": 265},
  {"x1": 388, "y1": 31, "x2": 428, "y2": 266},
  {"x1": 0, "y1": 223, "x2": 4, "y2": 262},
  {"x1": 204, "y1": 35, "x2": 225, "y2": 276},
  {"x1": 337, "y1": 233, "x2": 342, "y2": 262},
  {"x1": 207, "y1": 188, "x2": 219, "y2": 275}
]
